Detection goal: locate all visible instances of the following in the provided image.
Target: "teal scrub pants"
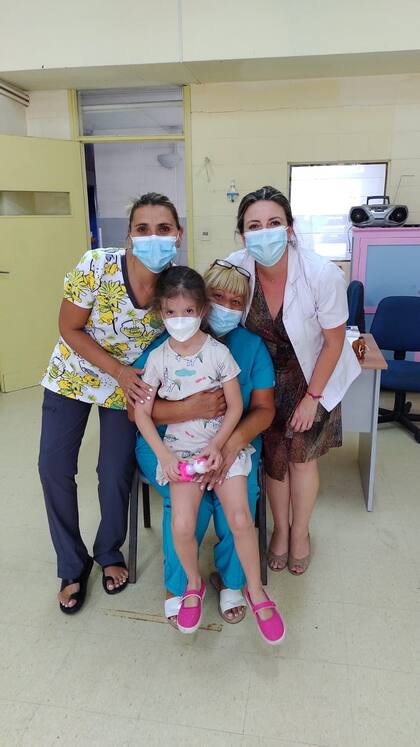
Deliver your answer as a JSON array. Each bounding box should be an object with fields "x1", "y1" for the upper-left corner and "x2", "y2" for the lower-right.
[{"x1": 135, "y1": 438, "x2": 260, "y2": 596}]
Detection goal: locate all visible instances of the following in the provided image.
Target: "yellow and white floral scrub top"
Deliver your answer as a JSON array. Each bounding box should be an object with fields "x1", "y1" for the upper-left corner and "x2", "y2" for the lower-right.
[{"x1": 41, "y1": 249, "x2": 164, "y2": 409}]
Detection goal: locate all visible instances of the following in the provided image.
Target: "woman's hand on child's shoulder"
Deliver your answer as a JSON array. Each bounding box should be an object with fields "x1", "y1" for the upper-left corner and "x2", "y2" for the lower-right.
[{"x1": 161, "y1": 450, "x2": 181, "y2": 482}]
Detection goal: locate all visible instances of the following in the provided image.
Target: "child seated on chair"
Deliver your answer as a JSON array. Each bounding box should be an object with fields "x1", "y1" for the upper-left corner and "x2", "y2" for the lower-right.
[{"x1": 135, "y1": 265, "x2": 285, "y2": 644}]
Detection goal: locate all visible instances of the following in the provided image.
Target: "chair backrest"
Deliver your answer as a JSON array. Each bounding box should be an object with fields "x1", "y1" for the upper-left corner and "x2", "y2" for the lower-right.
[
  {"x1": 347, "y1": 280, "x2": 366, "y2": 332},
  {"x1": 370, "y1": 296, "x2": 420, "y2": 353}
]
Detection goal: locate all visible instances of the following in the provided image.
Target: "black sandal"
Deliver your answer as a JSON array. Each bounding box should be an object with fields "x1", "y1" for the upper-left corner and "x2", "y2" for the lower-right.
[
  {"x1": 59, "y1": 557, "x2": 93, "y2": 615},
  {"x1": 102, "y1": 561, "x2": 129, "y2": 595}
]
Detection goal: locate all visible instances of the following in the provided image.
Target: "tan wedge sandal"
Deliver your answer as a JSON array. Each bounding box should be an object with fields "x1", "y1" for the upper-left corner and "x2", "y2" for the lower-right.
[
  {"x1": 288, "y1": 535, "x2": 311, "y2": 576},
  {"x1": 267, "y1": 550, "x2": 288, "y2": 572}
]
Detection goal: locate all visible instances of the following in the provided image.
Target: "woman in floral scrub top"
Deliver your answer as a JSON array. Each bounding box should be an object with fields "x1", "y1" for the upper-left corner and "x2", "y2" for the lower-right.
[{"x1": 38, "y1": 192, "x2": 182, "y2": 614}]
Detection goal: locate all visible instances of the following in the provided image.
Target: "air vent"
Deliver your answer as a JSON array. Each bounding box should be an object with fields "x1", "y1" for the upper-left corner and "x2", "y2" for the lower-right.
[{"x1": 0, "y1": 80, "x2": 29, "y2": 107}]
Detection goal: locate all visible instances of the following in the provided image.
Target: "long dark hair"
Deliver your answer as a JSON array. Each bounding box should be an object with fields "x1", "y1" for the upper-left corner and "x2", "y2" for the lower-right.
[
  {"x1": 236, "y1": 185, "x2": 295, "y2": 240},
  {"x1": 153, "y1": 265, "x2": 208, "y2": 314},
  {"x1": 127, "y1": 192, "x2": 181, "y2": 232}
]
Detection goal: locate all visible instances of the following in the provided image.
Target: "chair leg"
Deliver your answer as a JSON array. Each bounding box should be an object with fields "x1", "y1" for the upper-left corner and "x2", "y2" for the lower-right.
[
  {"x1": 381, "y1": 389, "x2": 420, "y2": 442},
  {"x1": 378, "y1": 412, "x2": 396, "y2": 424},
  {"x1": 378, "y1": 406, "x2": 394, "y2": 419},
  {"x1": 142, "y1": 482, "x2": 151, "y2": 528},
  {"x1": 128, "y1": 468, "x2": 139, "y2": 584},
  {"x1": 257, "y1": 462, "x2": 268, "y2": 586},
  {"x1": 394, "y1": 390, "x2": 406, "y2": 414},
  {"x1": 398, "y1": 413, "x2": 420, "y2": 443}
]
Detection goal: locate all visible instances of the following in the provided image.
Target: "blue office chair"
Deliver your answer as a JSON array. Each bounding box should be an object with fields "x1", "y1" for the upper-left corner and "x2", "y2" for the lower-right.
[
  {"x1": 370, "y1": 296, "x2": 420, "y2": 443},
  {"x1": 347, "y1": 280, "x2": 365, "y2": 332}
]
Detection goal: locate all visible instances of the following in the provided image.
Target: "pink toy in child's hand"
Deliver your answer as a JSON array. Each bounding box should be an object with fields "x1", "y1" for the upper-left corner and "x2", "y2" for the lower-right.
[{"x1": 178, "y1": 458, "x2": 208, "y2": 482}]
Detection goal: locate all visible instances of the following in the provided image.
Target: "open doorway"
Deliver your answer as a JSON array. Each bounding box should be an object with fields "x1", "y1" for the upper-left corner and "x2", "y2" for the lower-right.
[
  {"x1": 85, "y1": 140, "x2": 187, "y2": 264},
  {"x1": 79, "y1": 86, "x2": 188, "y2": 264}
]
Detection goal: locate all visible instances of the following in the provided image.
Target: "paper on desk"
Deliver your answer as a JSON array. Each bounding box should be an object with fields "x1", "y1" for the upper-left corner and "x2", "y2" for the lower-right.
[{"x1": 346, "y1": 325, "x2": 360, "y2": 346}]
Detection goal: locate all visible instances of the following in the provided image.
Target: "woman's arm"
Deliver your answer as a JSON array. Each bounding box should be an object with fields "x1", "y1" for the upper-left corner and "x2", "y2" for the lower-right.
[
  {"x1": 199, "y1": 378, "x2": 243, "y2": 469},
  {"x1": 307, "y1": 323, "x2": 346, "y2": 396},
  {"x1": 127, "y1": 389, "x2": 227, "y2": 424},
  {"x1": 59, "y1": 300, "x2": 120, "y2": 377},
  {"x1": 225, "y1": 387, "x2": 275, "y2": 450},
  {"x1": 152, "y1": 389, "x2": 226, "y2": 425},
  {"x1": 290, "y1": 323, "x2": 345, "y2": 432},
  {"x1": 59, "y1": 299, "x2": 150, "y2": 406}
]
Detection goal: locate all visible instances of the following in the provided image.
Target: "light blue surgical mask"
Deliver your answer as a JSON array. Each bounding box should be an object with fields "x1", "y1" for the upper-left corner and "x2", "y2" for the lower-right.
[
  {"x1": 244, "y1": 226, "x2": 288, "y2": 267},
  {"x1": 208, "y1": 302, "x2": 242, "y2": 337},
  {"x1": 132, "y1": 235, "x2": 177, "y2": 274}
]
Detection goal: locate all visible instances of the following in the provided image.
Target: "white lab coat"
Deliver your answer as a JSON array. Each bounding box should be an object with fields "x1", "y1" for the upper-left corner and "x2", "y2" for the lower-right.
[{"x1": 225, "y1": 245, "x2": 361, "y2": 411}]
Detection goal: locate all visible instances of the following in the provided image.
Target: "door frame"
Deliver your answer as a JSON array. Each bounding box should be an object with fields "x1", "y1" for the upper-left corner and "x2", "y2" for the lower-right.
[{"x1": 67, "y1": 86, "x2": 194, "y2": 266}]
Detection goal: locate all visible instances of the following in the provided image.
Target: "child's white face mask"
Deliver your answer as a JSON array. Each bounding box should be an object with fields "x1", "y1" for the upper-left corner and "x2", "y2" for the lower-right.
[{"x1": 163, "y1": 316, "x2": 201, "y2": 342}]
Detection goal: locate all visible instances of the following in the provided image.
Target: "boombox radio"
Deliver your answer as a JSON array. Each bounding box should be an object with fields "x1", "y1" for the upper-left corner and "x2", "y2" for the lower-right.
[{"x1": 349, "y1": 196, "x2": 408, "y2": 228}]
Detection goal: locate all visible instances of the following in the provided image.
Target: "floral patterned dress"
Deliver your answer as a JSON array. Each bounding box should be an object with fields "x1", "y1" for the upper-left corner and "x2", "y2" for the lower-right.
[
  {"x1": 245, "y1": 272, "x2": 342, "y2": 480},
  {"x1": 41, "y1": 249, "x2": 164, "y2": 409}
]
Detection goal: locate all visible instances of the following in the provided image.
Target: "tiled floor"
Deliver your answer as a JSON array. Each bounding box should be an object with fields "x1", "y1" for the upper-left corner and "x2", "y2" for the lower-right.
[{"x1": 1, "y1": 386, "x2": 419, "y2": 746}]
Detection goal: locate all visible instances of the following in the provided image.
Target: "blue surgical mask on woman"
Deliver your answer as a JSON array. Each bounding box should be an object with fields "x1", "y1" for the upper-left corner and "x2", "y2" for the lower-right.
[
  {"x1": 208, "y1": 302, "x2": 242, "y2": 337},
  {"x1": 132, "y1": 235, "x2": 177, "y2": 274},
  {"x1": 244, "y1": 226, "x2": 288, "y2": 267}
]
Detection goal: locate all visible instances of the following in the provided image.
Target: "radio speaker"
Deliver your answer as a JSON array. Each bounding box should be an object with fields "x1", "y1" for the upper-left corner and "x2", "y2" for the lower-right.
[{"x1": 349, "y1": 196, "x2": 408, "y2": 227}]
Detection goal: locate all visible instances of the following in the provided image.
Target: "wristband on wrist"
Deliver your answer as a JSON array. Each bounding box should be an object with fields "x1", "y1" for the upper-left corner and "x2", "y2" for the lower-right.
[{"x1": 306, "y1": 390, "x2": 322, "y2": 400}]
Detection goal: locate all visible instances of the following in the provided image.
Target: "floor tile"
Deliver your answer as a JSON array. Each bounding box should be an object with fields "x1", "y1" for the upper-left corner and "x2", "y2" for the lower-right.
[
  {"x1": 244, "y1": 656, "x2": 352, "y2": 746},
  {"x1": 241, "y1": 738, "x2": 321, "y2": 746},
  {"x1": 334, "y1": 507, "x2": 420, "y2": 611},
  {"x1": 138, "y1": 643, "x2": 251, "y2": 732},
  {"x1": 0, "y1": 699, "x2": 38, "y2": 746},
  {"x1": 349, "y1": 665, "x2": 420, "y2": 746},
  {"x1": 20, "y1": 704, "x2": 138, "y2": 746},
  {"x1": 0, "y1": 567, "x2": 96, "y2": 631},
  {"x1": 37, "y1": 633, "x2": 163, "y2": 719},
  {"x1": 344, "y1": 601, "x2": 420, "y2": 674},
  {"x1": 38, "y1": 632, "x2": 250, "y2": 732},
  {"x1": 131, "y1": 720, "x2": 245, "y2": 746},
  {"x1": 0, "y1": 623, "x2": 79, "y2": 702}
]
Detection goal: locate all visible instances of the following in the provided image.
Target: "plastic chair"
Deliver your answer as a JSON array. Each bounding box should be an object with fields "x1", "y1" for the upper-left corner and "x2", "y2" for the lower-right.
[
  {"x1": 128, "y1": 463, "x2": 268, "y2": 585},
  {"x1": 370, "y1": 296, "x2": 420, "y2": 443},
  {"x1": 347, "y1": 280, "x2": 366, "y2": 332}
]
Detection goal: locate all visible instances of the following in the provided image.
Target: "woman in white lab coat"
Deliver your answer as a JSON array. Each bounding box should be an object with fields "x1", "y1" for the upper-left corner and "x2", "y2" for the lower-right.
[{"x1": 226, "y1": 186, "x2": 360, "y2": 574}]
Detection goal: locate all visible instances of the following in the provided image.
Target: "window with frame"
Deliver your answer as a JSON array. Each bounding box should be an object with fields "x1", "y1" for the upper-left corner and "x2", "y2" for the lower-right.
[
  {"x1": 78, "y1": 86, "x2": 184, "y2": 136},
  {"x1": 289, "y1": 163, "x2": 387, "y2": 260}
]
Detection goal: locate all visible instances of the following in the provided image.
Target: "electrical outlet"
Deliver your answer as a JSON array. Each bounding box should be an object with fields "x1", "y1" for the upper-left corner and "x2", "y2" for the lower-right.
[{"x1": 200, "y1": 229, "x2": 210, "y2": 241}]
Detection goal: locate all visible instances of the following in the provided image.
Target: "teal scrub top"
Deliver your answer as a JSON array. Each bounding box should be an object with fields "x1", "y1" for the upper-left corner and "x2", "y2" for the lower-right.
[{"x1": 133, "y1": 326, "x2": 275, "y2": 450}]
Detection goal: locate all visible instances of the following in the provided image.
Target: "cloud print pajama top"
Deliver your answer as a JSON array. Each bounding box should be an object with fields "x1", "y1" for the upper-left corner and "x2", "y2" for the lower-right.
[{"x1": 142, "y1": 334, "x2": 255, "y2": 485}]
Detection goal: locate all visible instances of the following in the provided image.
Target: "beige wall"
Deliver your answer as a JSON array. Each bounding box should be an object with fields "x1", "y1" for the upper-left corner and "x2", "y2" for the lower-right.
[
  {"x1": 0, "y1": 90, "x2": 72, "y2": 139},
  {"x1": 190, "y1": 74, "x2": 420, "y2": 271},
  {"x1": 26, "y1": 91, "x2": 71, "y2": 139},
  {"x1": 2, "y1": 0, "x2": 420, "y2": 75},
  {"x1": 182, "y1": 0, "x2": 420, "y2": 62},
  {"x1": 0, "y1": 95, "x2": 26, "y2": 135}
]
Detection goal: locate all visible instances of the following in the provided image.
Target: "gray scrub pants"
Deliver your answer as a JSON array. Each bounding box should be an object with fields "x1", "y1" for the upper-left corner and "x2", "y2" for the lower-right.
[{"x1": 38, "y1": 388, "x2": 137, "y2": 580}]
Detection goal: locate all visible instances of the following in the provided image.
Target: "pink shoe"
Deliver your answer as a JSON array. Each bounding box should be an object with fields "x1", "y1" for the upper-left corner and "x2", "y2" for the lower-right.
[
  {"x1": 244, "y1": 588, "x2": 285, "y2": 645},
  {"x1": 177, "y1": 580, "x2": 206, "y2": 634}
]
